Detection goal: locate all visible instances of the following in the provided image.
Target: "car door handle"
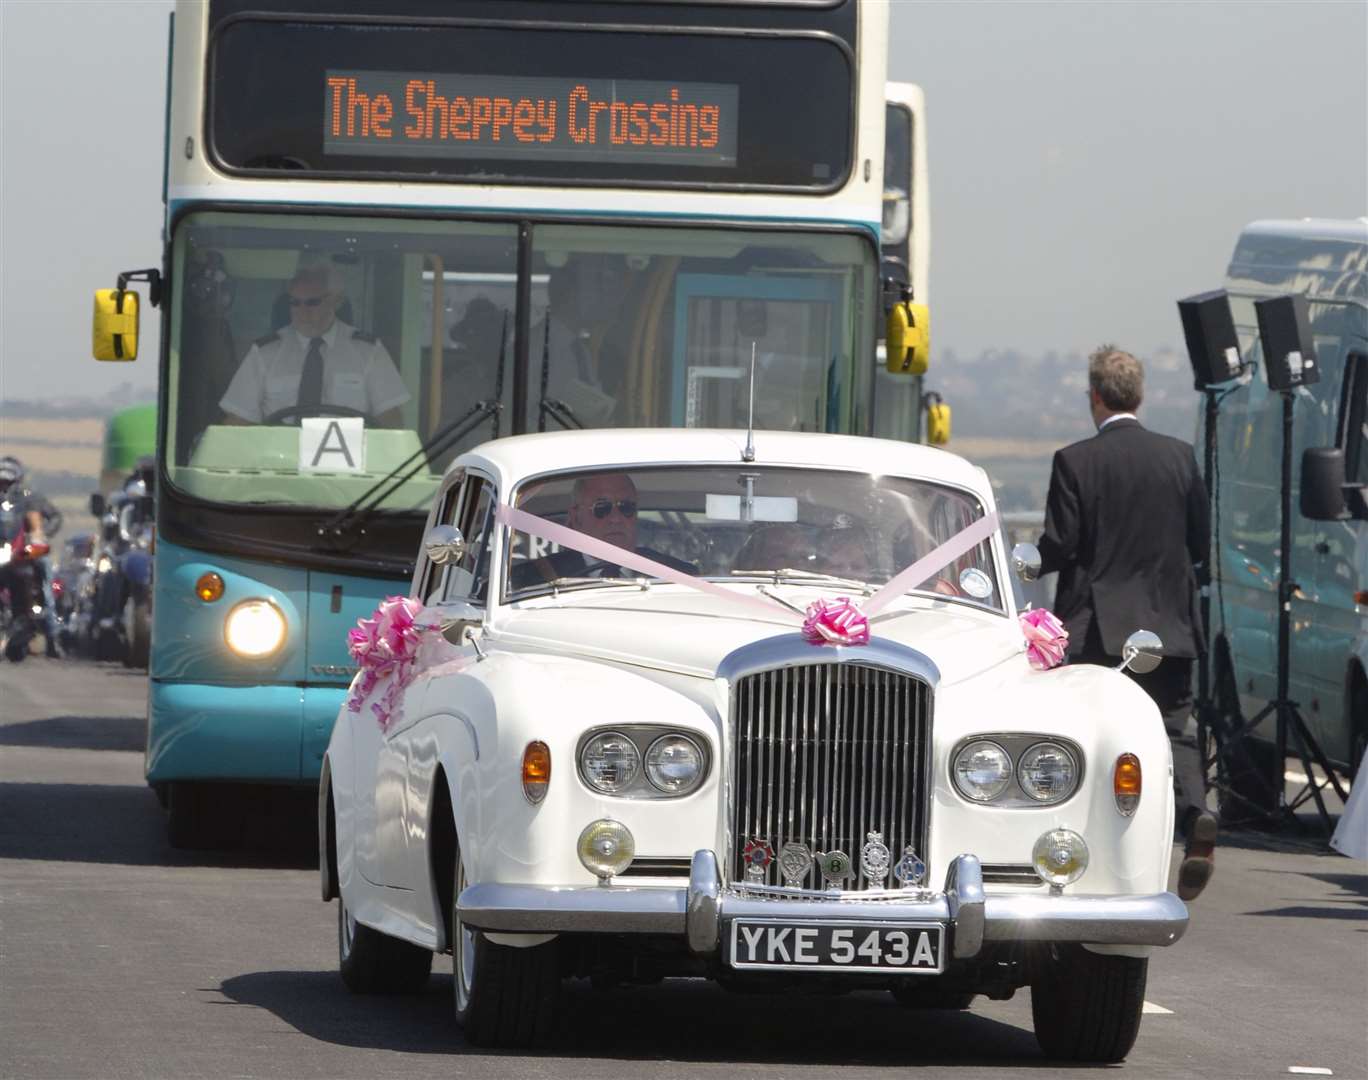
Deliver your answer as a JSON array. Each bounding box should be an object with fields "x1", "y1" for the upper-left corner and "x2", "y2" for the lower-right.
[{"x1": 1315, "y1": 541, "x2": 1330, "y2": 555}]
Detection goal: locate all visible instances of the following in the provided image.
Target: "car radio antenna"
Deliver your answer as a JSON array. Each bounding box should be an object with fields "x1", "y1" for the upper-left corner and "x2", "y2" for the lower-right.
[{"x1": 742, "y1": 338, "x2": 757, "y2": 463}]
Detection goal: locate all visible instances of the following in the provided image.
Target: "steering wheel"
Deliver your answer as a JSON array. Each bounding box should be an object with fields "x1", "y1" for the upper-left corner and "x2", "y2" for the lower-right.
[{"x1": 261, "y1": 404, "x2": 370, "y2": 427}]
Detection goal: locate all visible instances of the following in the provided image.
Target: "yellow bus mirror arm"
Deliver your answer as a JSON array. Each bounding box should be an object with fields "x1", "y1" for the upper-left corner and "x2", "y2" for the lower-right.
[{"x1": 884, "y1": 300, "x2": 931, "y2": 375}]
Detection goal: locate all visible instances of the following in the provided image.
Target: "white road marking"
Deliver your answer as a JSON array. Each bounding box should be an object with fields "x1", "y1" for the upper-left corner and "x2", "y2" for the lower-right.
[
  {"x1": 1141, "y1": 1001, "x2": 1173, "y2": 1014},
  {"x1": 1287, "y1": 1068, "x2": 1334, "y2": 1076}
]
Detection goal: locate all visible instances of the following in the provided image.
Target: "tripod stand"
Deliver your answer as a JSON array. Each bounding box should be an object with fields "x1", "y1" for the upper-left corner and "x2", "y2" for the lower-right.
[{"x1": 1209, "y1": 390, "x2": 1349, "y2": 834}]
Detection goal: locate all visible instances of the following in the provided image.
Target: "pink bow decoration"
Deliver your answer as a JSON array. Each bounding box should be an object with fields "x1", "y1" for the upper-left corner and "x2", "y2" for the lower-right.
[
  {"x1": 1019, "y1": 607, "x2": 1069, "y2": 670},
  {"x1": 346, "y1": 596, "x2": 440, "y2": 732},
  {"x1": 801, "y1": 597, "x2": 871, "y2": 647}
]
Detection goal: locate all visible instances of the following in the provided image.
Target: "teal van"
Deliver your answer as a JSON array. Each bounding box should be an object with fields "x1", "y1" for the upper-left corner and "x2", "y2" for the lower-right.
[{"x1": 1206, "y1": 219, "x2": 1368, "y2": 809}]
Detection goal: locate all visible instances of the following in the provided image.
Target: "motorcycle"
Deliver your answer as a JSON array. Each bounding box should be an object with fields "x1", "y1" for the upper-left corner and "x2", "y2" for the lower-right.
[
  {"x1": 0, "y1": 530, "x2": 51, "y2": 663},
  {"x1": 84, "y1": 471, "x2": 155, "y2": 667},
  {"x1": 52, "y1": 532, "x2": 96, "y2": 655}
]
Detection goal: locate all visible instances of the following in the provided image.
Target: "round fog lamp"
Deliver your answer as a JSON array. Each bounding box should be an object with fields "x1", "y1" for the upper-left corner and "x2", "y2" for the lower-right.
[
  {"x1": 577, "y1": 819, "x2": 635, "y2": 882},
  {"x1": 1032, "y1": 828, "x2": 1089, "y2": 888},
  {"x1": 224, "y1": 599, "x2": 286, "y2": 658}
]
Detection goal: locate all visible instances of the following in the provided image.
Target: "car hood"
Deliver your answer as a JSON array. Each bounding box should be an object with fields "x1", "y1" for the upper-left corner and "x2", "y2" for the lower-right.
[{"x1": 492, "y1": 585, "x2": 1023, "y2": 687}]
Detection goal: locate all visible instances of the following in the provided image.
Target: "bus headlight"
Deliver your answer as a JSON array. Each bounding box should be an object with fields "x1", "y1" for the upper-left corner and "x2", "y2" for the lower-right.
[{"x1": 224, "y1": 599, "x2": 285, "y2": 658}]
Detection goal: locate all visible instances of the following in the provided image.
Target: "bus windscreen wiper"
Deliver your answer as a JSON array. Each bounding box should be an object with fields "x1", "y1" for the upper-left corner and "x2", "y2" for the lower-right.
[
  {"x1": 536, "y1": 310, "x2": 586, "y2": 432},
  {"x1": 317, "y1": 310, "x2": 509, "y2": 548}
]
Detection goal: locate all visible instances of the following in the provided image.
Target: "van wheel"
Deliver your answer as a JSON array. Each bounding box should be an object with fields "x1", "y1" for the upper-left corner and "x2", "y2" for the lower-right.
[
  {"x1": 453, "y1": 852, "x2": 559, "y2": 1047},
  {"x1": 337, "y1": 894, "x2": 433, "y2": 994},
  {"x1": 1031, "y1": 946, "x2": 1147, "y2": 1062}
]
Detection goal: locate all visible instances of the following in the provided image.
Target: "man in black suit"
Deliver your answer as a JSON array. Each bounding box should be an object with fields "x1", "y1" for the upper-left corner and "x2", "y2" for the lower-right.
[{"x1": 1038, "y1": 346, "x2": 1217, "y2": 901}]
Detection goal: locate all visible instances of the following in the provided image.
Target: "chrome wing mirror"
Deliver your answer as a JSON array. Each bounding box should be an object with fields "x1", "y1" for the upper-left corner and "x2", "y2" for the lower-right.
[
  {"x1": 1119, "y1": 630, "x2": 1163, "y2": 674},
  {"x1": 1010, "y1": 542, "x2": 1041, "y2": 582},
  {"x1": 423, "y1": 524, "x2": 466, "y2": 566}
]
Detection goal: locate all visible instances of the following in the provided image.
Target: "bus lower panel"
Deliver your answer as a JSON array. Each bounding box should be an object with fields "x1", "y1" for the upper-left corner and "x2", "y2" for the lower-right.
[{"x1": 146, "y1": 680, "x2": 345, "y2": 784}]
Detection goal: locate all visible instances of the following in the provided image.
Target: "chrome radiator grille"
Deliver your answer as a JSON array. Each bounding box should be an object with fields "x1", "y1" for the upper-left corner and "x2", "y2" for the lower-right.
[{"x1": 729, "y1": 663, "x2": 932, "y2": 890}]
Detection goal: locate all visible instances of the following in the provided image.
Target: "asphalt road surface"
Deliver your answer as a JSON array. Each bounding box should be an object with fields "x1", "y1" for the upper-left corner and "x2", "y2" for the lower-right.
[{"x1": 2, "y1": 659, "x2": 1365, "y2": 1080}]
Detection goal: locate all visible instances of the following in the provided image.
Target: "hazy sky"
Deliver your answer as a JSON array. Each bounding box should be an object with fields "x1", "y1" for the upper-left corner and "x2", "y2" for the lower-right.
[{"x1": 1, "y1": 0, "x2": 1365, "y2": 401}]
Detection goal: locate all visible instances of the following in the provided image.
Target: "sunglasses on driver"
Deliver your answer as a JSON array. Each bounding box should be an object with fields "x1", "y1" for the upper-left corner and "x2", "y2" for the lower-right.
[{"x1": 590, "y1": 498, "x2": 637, "y2": 519}]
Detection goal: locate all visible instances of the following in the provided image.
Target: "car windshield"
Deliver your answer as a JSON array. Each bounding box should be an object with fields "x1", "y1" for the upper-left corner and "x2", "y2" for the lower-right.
[{"x1": 505, "y1": 465, "x2": 1002, "y2": 611}]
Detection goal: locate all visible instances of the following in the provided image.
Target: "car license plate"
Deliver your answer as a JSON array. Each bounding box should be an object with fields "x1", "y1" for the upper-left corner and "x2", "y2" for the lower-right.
[{"x1": 727, "y1": 919, "x2": 945, "y2": 974}]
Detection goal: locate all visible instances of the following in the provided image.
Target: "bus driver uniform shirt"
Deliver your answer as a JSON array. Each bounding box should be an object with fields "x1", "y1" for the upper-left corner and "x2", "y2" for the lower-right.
[{"x1": 219, "y1": 320, "x2": 410, "y2": 423}]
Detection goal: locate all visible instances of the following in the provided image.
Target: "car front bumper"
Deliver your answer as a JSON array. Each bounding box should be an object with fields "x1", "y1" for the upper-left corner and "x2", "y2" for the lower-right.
[{"x1": 457, "y1": 851, "x2": 1189, "y2": 959}]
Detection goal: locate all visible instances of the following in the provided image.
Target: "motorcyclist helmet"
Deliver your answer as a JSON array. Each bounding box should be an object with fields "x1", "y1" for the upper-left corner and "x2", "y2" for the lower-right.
[{"x1": 0, "y1": 455, "x2": 23, "y2": 494}]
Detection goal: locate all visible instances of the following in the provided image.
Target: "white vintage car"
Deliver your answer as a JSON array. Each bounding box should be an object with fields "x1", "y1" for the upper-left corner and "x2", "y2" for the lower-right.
[{"x1": 319, "y1": 429, "x2": 1187, "y2": 1060}]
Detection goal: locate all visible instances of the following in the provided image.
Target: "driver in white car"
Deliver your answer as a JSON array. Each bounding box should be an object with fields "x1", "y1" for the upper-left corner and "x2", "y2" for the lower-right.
[{"x1": 219, "y1": 262, "x2": 409, "y2": 427}]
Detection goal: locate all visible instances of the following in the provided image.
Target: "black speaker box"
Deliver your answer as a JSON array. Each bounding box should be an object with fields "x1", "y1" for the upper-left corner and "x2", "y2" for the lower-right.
[
  {"x1": 1178, "y1": 290, "x2": 1242, "y2": 389},
  {"x1": 1255, "y1": 293, "x2": 1318, "y2": 390}
]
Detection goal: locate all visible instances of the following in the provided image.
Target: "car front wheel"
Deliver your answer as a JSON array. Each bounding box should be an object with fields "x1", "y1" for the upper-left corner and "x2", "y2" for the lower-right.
[
  {"x1": 1030, "y1": 946, "x2": 1147, "y2": 1063},
  {"x1": 453, "y1": 853, "x2": 559, "y2": 1047},
  {"x1": 337, "y1": 893, "x2": 432, "y2": 994}
]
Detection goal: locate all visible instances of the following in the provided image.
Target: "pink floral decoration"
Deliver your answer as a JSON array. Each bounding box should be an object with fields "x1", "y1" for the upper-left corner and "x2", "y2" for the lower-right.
[
  {"x1": 801, "y1": 597, "x2": 871, "y2": 647},
  {"x1": 1019, "y1": 607, "x2": 1069, "y2": 670},
  {"x1": 346, "y1": 595, "x2": 440, "y2": 732}
]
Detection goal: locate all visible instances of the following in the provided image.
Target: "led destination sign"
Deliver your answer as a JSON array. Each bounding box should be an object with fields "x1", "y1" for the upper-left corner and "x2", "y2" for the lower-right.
[{"x1": 324, "y1": 71, "x2": 739, "y2": 168}]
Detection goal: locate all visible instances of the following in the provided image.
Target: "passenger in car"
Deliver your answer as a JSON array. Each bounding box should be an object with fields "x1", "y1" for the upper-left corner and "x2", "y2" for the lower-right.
[{"x1": 817, "y1": 520, "x2": 878, "y2": 580}]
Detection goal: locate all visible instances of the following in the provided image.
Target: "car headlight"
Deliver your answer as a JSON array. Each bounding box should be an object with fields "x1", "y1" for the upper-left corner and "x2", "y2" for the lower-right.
[
  {"x1": 580, "y1": 731, "x2": 641, "y2": 794},
  {"x1": 952, "y1": 740, "x2": 1012, "y2": 802},
  {"x1": 223, "y1": 599, "x2": 286, "y2": 658},
  {"x1": 645, "y1": 734, "x2": 704, "y2": 795},
  {"x1": 1017, "y1": 741, "x2": 1079, "y2": 804}
]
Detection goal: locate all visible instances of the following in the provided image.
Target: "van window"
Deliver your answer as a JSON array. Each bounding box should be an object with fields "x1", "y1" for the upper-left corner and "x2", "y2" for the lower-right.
[{"x1": 1338, "y1": 352, "x2": 1368, "y2": 483}]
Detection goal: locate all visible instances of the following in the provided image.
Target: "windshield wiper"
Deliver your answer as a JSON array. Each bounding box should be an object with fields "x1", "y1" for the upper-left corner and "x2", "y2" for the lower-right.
[
  {"x1": 535, "y1": 311, "x2": 586, "y2": 431},
  {"x1": 731, "y1": 567, "x2": 875, "y2": 593},
  {"x1": 317, "y1": 310, "x2": 510, "y2": 549},
  {"x1": 525, "y1": 576, "x2": 654, "y2": 598}
]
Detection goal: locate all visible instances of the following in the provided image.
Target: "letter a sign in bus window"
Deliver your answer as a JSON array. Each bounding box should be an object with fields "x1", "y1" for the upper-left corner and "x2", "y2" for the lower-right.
[{"x1": 300, "y1": 418, "x2": 365, "y2": 473}]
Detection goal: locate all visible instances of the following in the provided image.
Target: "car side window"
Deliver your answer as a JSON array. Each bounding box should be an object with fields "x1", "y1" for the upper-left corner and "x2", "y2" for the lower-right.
[
  {"x1": 420, "y1": 481, "x2": 463, "y2": 605},
  {"x1": 442, "y1": 478, "x2": 496, "y2": 605}
]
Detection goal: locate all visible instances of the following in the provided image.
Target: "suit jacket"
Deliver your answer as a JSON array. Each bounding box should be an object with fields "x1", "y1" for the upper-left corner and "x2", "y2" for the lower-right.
[
  {"x1": 510, "y1": 545, "x2": 696, "y2": 589},
  {"x1": 1038, "y1": 418, "x2": 1209, "y2": 660}
]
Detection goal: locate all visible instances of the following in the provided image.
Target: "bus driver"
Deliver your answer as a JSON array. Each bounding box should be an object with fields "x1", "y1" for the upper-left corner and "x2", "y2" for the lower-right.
[{"x1": 220, "y1": 263, "x2": 409, "y2": 427}]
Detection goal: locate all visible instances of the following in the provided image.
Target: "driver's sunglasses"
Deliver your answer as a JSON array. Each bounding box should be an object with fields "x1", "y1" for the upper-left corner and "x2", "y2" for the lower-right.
[
  {"x1": 288, "y1": 295, "x2": 328, "y2": 308},
  {"x1": 591, "y1": 498, "x2": 637, "y2": 519}
]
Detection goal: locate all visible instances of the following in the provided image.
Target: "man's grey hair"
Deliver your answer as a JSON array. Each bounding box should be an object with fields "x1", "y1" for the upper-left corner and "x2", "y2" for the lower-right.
[
  {"x1": 1088, "y1": 345, "x2": 1144, "y2": 412},
  {"x1": 290, "y1": 261, "x2": 346, "y2": 296}
]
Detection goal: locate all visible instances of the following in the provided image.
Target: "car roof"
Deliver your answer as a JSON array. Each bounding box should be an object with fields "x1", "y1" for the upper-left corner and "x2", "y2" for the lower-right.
[{"x1": 451, "y1": 429, "x2": 992, "y2": 498}]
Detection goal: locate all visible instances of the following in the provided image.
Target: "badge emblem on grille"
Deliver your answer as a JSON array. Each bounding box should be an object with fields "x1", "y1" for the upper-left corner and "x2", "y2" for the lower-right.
[
  {"x1": 860, "y1": 831, "x2": 891, "y2": 884},
  {"x1": 815, "y1": 849, "x2": 852, "y2": 889},
  {"x1": 778, "y1": 842, "x2": 813, "y2": 887},
  {"x1": 893, "y1": 846, "x2": 927, "y2": 888},
  {"x1": 741, "y1": 839, "x2": 774, "y2": 884}
]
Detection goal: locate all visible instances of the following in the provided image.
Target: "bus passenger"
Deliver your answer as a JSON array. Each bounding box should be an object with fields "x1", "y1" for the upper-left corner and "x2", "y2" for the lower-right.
[{"x1": 220, "y1": 263, "x2": 409, "y2": 427}]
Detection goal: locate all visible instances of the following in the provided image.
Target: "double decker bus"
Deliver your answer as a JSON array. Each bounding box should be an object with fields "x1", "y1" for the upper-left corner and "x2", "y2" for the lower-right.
[{"x1": 93, "y1": 0, "x2": 927, "y2": 846}]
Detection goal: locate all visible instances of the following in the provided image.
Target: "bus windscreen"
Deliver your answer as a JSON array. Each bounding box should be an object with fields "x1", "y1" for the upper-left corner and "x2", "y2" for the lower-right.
[{"x1": 210, "y1": 19, "x2": 852, "y2": 190}]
